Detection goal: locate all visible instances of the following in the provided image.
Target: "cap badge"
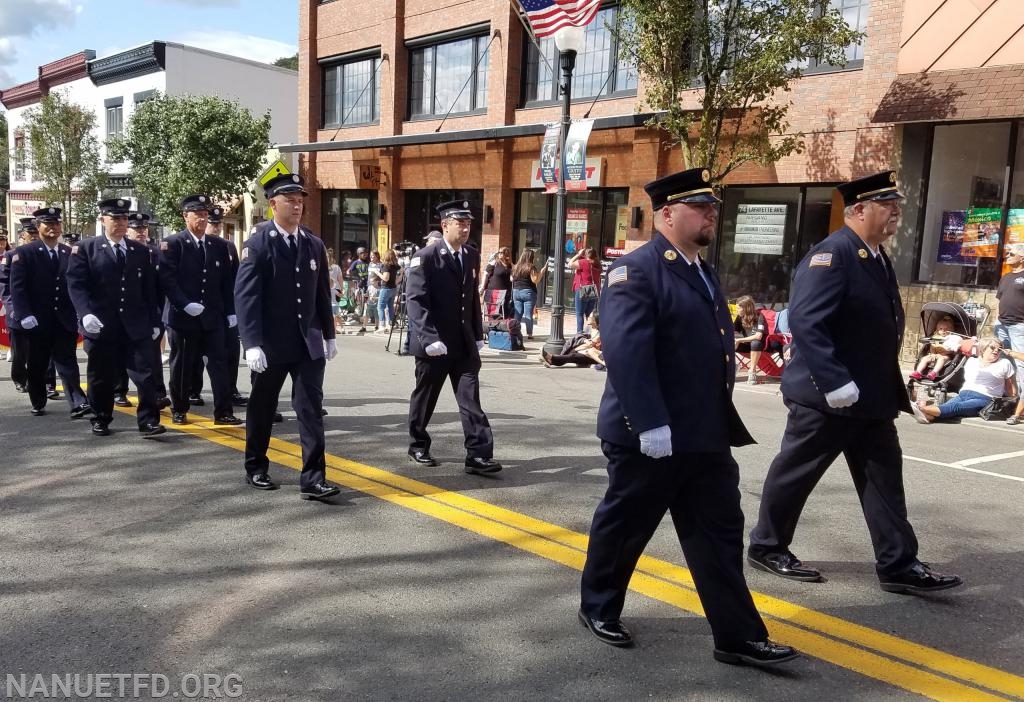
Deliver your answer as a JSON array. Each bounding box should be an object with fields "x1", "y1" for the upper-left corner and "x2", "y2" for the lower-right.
[
  {"x1": 199, "y1": 196, "x2": 206, "y2": 203},
  {"x1": 889, "y1": 172, "x2": 897, "y2": 183},
  {"x1": 48, "y1": 208, "x2": 55, "y2": 214},
  {"x1": 292, "y1": 175, "x2": 300, "y2": 183},
  {"x1": 701, "y1": 169, "x2": 710, "y2": 183},
  {"x1": 858, "y1": 248, "x2": 868, "y2": 259},
  {"x1": 462, "y1": 201, "x2": 469, "y2": 208},
  {"x1": 117, "y1": 199, "x2": 126, "y2": 207},
  {"x1": 664, "y1": 250, "x2": 678, "y2": 261}
]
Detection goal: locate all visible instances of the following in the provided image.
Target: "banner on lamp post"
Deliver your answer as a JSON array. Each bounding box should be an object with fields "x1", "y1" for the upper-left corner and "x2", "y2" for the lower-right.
[
  {"x1": 563, "y1": 119, "x2": 594, "y2": 192},
  {"x1": 539, "y1": 123, "x2": 561, "y2": 194}
]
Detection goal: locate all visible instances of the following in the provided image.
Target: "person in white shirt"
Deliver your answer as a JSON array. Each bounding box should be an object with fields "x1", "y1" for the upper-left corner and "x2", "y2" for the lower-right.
[{"x1": 912, "y1": 337, "x2": 1017, "y2": 423}]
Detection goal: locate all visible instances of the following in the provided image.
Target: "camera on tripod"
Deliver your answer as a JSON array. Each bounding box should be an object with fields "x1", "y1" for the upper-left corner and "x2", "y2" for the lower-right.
[{"x1": 393, "y1": 241, "x2": 420, "y2": 267}]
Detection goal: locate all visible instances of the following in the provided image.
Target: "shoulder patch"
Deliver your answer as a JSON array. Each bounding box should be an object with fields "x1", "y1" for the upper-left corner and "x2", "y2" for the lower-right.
[
  {"x1": 10, "y1": 253, "x2": 19, "y2": 263},
  {"x1": 809, "y1": 252, "x2": 833, "y2": 268},
  {"x1": 160, "y1": 241, "x2": 169, "y2": 251},
  {"x1": 241, "y1": 247, "x2": 249, "y2": 260},
  {"x1": 608, "y1": 266, "x2": 628, "y2": 286},
  {"x1": 409, "y1": 257, "x2": 422, "y2": 268},
  {"x1": 71, "y1": 246, "x2": 80, "y2": 255}
]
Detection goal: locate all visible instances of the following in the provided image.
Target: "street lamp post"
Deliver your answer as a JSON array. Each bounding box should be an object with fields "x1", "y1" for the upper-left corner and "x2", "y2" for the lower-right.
[{"x1": 543, "y1": 26, "x2": 586, "y2": 358}]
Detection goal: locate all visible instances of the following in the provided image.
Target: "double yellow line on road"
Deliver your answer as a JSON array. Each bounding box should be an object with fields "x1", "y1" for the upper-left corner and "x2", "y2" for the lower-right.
[{"x1": 136, "y1": 412, "x2": 1024, "y2": 701}]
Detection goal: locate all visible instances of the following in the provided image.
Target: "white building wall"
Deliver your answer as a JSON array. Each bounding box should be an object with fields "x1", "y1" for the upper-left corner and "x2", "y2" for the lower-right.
[
  {"x1": 163, "y1": 44, "x2": 298, "y2": 145},
  {"x1": 92, "y1": 71, "x2": 168, "y2": 171}
]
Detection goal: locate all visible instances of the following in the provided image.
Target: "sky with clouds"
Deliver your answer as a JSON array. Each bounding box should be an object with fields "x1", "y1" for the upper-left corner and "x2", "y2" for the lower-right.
[{"x1": 0, "y1": 0, "x2": 298, "y2": 88}]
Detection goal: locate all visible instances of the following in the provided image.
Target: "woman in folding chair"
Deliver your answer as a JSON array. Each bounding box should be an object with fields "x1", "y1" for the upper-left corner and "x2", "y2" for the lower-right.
[{"x1": 733, "y1": 295, "x2": 768, "y2": 385}]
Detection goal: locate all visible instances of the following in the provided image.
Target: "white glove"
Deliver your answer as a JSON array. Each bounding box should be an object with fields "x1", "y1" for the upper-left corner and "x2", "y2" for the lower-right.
[
  {"x1": 152, "y1": 327, "x2": 161, "y2": 341},
  {"x1": 425, "y1": 340, "x2": 448, "y2": 357},
  {"x1": 21, "y1": 315, "x2": 38, "y2": 330},
  {"x1": 184, "y1": 302, "x2": 205, "y2": 317},
  {"x1": 639, "y1": 425, "x2": 673, "y2": 459},
  {"x1": 245, "y1": 346, "x2": 268, "y2": 374},
  {"x1": 324, "y1": 338, "x2": 338, "y2": 360},
  {"x1": 476, "y1": 340, "x2": 485, "y2": 351},
  {"x1": 227, "y1": 314, "x2": 237, "y2": 328},
  {"x1": 825, "y1": 380, "x2": 860, "y2": 408},
  {"x1": 82, "y1": 314, "x2": 104, "y2": 334}
]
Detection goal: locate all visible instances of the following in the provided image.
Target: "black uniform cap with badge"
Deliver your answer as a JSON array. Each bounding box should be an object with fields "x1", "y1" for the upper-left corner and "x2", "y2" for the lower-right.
[
  {"x1": 127, "y1": 212, "x2": 150, "y2": 228},
  {"x1": 33, "y1": 206, "x2": 63, "y2": 224},
  {"x1": 180, "y1": 194, "x2": 212, "y2": 212},
  {"x1": 644, "y1": 168, "x2": 722, "y2": 210},
  {"x1": 435, "y1": 200, "x2": 475, "y2": 221},
  {"x1": 19, "y1": 217, "x2": 39, "y2": 234},
  {"x1": 208, "y1": 206, "x2": 224, "y2": 224},
  {"x1": 98, "y1": 198, "x2": 132, "y2": 217},
  {"x1": 835, "y1": 171, "x2": 905, "y2": 207},
  {"x1": 264, "y1": 173, "x2": 308, "y2": 198}
]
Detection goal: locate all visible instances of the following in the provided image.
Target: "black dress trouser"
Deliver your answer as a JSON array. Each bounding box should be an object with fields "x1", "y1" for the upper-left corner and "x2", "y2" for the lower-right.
[
  {"x1": 581, "y1": 441, "x2": 768, "y2": 650},
  {"x1": 748, "y1": 400, "x2": 919, "y2": 576},
  {"x1": 168, "y1": 325, "x2": 231, "y2": 417},
  {"x1": 408, "y1": 353, "x2": 493, "y2": 459},
  {"x1": 191, "y1": 323, "x2": 241, "y2": 396},
  {"x1": 84, "y1": 329, "x2": 159, "y2": 427},
  {"x1": 26, "y1": 326, "x2": 87, "y2": 411}
]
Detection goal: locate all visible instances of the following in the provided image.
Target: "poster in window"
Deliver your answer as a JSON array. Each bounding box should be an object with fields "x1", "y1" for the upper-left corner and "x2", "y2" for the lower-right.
[
  {"x1": 1002, "y1": 209, "x2": 1024, "y2": 275},
  {"x1": 935, "y1": 210, "x2": 967, "y2": 264},
  {"x1": 733, "y1": 204, "x2": 786, "y2": 255},
  {"x1": 960, "y1": 208, "x2": 1002, "y2": 259},
  {"x1": 565, "y1": 208, "x2": 588, "y2": 255}
]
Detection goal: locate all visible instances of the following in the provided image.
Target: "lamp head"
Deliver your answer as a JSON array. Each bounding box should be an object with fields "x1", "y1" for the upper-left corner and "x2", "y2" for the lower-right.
[{"x1": 554, "y1": 26, "x2": 586, "y2": 54}]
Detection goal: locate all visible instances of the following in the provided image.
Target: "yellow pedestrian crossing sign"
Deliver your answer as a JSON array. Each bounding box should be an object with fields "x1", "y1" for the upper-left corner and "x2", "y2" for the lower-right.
[{"x1": 259, "y1": 160, "x2": 291, "y2": 187}]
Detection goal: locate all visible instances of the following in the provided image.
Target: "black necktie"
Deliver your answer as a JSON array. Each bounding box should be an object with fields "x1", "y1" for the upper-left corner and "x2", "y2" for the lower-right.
[
  {"x1": 115, "y1": 245, "x2": 125, "y2": 270},
  {"x1": 198, "y1": 238, "x2": 206, "y2": 264},
  {"x1": 453, "y1": 250, "x2": 463, "y2": 278},
  {"x1": 287, "y1": 235, "x2": 296, "y2": 256},
  {"x1": 49, "y1": 249, "x2": 58, "y2": 270},
  {"x1": 876, "y1": 254, "x2": 889, "y2": 280}
]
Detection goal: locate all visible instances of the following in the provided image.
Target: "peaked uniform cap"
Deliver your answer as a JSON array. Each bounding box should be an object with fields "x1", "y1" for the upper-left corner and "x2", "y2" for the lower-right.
[
  {"x1": 436, "y1": 200, "x2": 474, "y2": 220},
  {"x1": 836, "y1": 171, "x2": 905, "y2": 207},
  {"x1": 98, "y1": 198, "x2": 132, "y2": 215},
  {"x1": 644, "y1": 168, "x2": 721, "y2": 209},
  {"x1": 264, "y1": 173, "x2": 308, "y2": 198},
  {"x1": 33, "y1": 206, "x2": 62, "y2": 223},
  {"x1": 180, "y1": 194, "x2": 212, "y2": 212}
]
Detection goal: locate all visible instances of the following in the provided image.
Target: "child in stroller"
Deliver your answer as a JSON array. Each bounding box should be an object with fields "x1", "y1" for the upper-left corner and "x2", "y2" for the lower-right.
[
  {"x1": 909, "y1": 315, "x2": 962, "y2": 381},
  {"x1": 907, "y1": 301, "x2": 986, "y2": 405}
]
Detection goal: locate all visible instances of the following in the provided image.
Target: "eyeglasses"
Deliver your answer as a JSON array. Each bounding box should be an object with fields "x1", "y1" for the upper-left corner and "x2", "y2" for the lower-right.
[{"x1": 984, "y1": 345, "x2": 1003, "y2": 352}]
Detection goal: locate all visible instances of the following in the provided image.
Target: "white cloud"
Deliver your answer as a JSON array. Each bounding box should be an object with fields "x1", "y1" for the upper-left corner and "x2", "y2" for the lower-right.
[
  {"x1": 0, "y1": 38, "x2": 17, "y2": 85},
  {"x1": 172, "y1": 30, "x2": 296, "y2": 65},
  {"x1": 0, "y1": 0, "x2": 78, "y2": 38}
]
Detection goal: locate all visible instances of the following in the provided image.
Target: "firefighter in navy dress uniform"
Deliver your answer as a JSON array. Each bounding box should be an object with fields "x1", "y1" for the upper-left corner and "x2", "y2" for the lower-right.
[
  {"x1": 234, "y1": 174, "x2": 340, "y2": 501},
  {"x1": 65, "y1": 198, "x2": 165, "y2": 437},
  {"x1": 404, "y1": 200, "x2": 501, "y2": 475},
  {"x1": 159, "y1": 194, "x2": 241, "y2": 426},
  {"x1": 747, "y1": 171, "x2": 963, "y2": 594},
  {"x1": 3, "y1": 218, "x2": 40, "y2": 393},
  {"x1": 7, "y1": 206, "x2": 90, "y2": 418},
  {"x1": 578, "y1": 168, "x2": 797, "y2": 667}
]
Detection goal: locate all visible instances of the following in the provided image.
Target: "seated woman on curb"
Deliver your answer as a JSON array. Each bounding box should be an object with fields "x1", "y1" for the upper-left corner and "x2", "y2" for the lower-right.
[
  {"x1": 911, "y1": 337, "x2": 1017, "y2": 424},
  {"x1": 542, "y1": 310, "x2": 603, "y2": 370},
  {"x1": 733, "y1": 295, "x2": 767, "y2": 385}
]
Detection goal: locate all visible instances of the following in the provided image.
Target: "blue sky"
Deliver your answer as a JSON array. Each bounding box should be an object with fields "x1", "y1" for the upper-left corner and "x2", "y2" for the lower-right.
[{"x1": 0, "y1": 0, "x2": 299, "y2": 88}]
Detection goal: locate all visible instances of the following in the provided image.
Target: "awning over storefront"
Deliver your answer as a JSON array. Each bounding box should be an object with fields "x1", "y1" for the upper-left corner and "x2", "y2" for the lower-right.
[
  {"x1": 872, "y1": 65, "x2": 1024, "y2": 124},
  {"x1": 277, "y1": 112, "x2": 660, "y2": 153}
]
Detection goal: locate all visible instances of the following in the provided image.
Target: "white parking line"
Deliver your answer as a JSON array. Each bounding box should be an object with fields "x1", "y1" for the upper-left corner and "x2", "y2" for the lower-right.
[
  {"x1": 956, "y1": 450, "x2": 1024, "y2": 467},
  {"x1": 903, "y1": 454, "x2": 1024, "y2": 482}
]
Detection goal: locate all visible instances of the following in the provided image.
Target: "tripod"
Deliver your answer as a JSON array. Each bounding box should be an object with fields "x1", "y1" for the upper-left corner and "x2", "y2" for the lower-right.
[{"x1": 385, "y1": 275, "x2": 410, "y2": 355}]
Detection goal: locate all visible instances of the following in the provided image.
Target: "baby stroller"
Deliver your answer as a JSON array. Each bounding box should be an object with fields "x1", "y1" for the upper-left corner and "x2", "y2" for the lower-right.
[{"x1": 907, "y1": 301, "x2": 988, "y2": 405}]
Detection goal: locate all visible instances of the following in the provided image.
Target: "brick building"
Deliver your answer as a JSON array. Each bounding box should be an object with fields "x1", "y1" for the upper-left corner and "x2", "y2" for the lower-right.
[{"x1": 287, "y1": 0, "x2": 1024, "y2": 355}]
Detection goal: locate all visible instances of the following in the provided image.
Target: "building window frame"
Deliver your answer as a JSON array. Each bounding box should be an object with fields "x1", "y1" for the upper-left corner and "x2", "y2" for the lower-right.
[
  {"x1": 104, "y1": 97, "x2": 124, "y2": 141},
  {"x1": 802, "y1": 0, "x2": 869, "y2": 75},
  {"x1": 407, "y1": 27, "x2": 490, "y2": 120},
  {"x1": 521, "y1": 2, "x2": 637, "y2": 108},
  {"x1": 320, "y1": 49, "x2": 382, "y2": 129},
  {"x1": 13, "y1": 130, "x2": 27, "y2": 181}
]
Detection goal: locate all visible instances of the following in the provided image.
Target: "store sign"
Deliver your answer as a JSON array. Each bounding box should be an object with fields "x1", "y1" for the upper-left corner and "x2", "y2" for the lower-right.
[
  {"x1": 604, "y1": 246, "x2": 626, "y2": 258},
  {"x1": 530, "y1": 158, "x2": 603, "y2": 189},
  {"x1": 733, "y1": 203, "x2": 786, "y2": 255},
  {"x1": 565, "y1": 208, "x2": 588, "y2": 255},
  {"x1": 615, "y1": 206, "x2": 630, "y2": 248}
]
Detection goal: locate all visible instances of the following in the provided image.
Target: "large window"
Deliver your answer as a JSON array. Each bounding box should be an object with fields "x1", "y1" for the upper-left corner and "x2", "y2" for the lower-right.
[
  {"x1": 404, "y1": 190, "x2": 484, "y2": 249},
  {"x1": 806, "y1": 0, "x2": 869, "y2": 72},
  {"x1": 322, "y1": 53, "x2": 381, "y2": 128},
  {"x1": 321, "y1": 190, "x2": 378, "y2": 255},
  {"x1": 523, "y1": 4, "x2": 636, "y2": 106},
  {"x1": 105, "y1": 99, "x2": 123, "y2": 140},
  {"x1": 409, "y1": 34, "x2": 489, "y2": 118},
  {"x1": 916, "y1": 121, "x2": 1022, "y2": 288},
  {"x1": 13, "y1": 131, "x2": 26, "y2": 181}
]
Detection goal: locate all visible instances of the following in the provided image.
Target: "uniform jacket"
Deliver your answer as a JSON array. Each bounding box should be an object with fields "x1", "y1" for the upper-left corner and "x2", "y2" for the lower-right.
[
  {"x1": 782, "y1": 225, "x2": 912, "y2": 419},
  {"x1": 0, "y1": 249, "x2": 19, "y2": 330},
  {"x1": 8, "y1": 241, "x2": 78, "y2": 334},
  {"x1": 596, "y1": 232, "x2": 754, "y2": 453},
  {"x1": 234, "y1": 221, "x2": 334, "y2": 364},
  {"x1": 65, "y1": 235, "x2": 160, "y2": 342},
  {"x1": 405, "y1": 241, "x2": 483, "y2": 360},
  {"x1": 147, "y1": 242, "x2": 166, "y2": 328},
  {"x1": 159, "y1": 230, "x2": 235, "y2": 331}
]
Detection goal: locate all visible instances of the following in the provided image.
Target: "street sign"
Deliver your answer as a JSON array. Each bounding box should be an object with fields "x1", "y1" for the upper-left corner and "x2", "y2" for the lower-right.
[{"x1": 259, "y1": 160, "x2": 291, "y2": 187}]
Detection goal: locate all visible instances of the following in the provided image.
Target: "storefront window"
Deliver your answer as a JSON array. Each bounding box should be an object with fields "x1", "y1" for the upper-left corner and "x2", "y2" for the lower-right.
[
  {"x1": 916, "y1": 122, "x2": 1013, "y2": 287},
  {"x1": 321, "y1": 189, "x2": 377, "y2": 256},
  {"x1": 513, "y1": 188, "x2": 627, "y2": 307},
  {"x1": 403, "y1": 190, "x2": 483, "y2": 249}
]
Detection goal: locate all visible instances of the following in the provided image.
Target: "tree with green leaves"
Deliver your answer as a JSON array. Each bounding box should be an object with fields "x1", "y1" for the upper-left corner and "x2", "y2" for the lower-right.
[
  {"x1": 110, "y1": 94, "x2": 271, "y2": 228},
  {"x1": 617, "y1": 0, "x2": 862, "y2": 181},
  {"x1": 0, "y1": 111, "x2": 9, "y2": 222},
  {"x1": 273, "y1": 54, "x2": 299, "y2": 70},
  {"x1": 21, "y1": 92, "x2": 108, "y2": 238}
]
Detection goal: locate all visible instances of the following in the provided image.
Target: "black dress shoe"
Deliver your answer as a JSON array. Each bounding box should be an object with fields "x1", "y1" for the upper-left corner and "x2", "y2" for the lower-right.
[
  {"x1": 300, "y1": 481, "x2": 340, "y2": 501},
  {"x1": 46, "y1": 388, "x2": 60, "y2": 400},
  {"x1": 577, "y1": 609, "x2": 634, "y2": 648},
  {"x1": 30, "y1": 407, "x2": 46, "y2": 416},
  {"x1": 273, "y1": 412, "x2": 284, "y2": 423},
  {"x1": 246, "y1": 473, "x2": 278, "y2": 490},
  {"x1": 157, "y1": 396, "x2": 172, "y2": 410},
  {"x1": 139, "y1": 423, "x2": 167, "y2": 438},
  {"x1": 879, "y1": 562, "x2": 963, "y2": 594},
  {"x1": 465, "y1": 457, "x2": 502, "y2": 475},
  {"x1": 70, "y1": 404, "x2": 93, "y2": 419},
  {"x1": 321, "y1": 408, "x2": 328, "y2": 416},
  {"x1": 113, "y1": 393, "x2": 133, "y2": 407},
  {"x1": 188, "y1": 395, "x2": 205, "y2": 406},
  {"x1": 408, "y1": 449, "x2": 438, "y2": 466},
  {"x1": 713, "y1": 640, "x2": 799, "y2": 666},
  {"x1": 232, "y1": 393, "x2": 248, "y2": 407},
  {"x1": 214, "y1": 415, "x2": 244, "y2": 426},
  {"x1": 14, "y1": 383, "x2": 27, "y2": 393},
  {"x1": 747, "y1": 550, "x2": 822, "y2": 582},
  {"x1": 171, "y1": 412, "x2": 188, "y2": 425},
  {"x1": 90, "y1": 420, "x2": 110, "y2": 436}
]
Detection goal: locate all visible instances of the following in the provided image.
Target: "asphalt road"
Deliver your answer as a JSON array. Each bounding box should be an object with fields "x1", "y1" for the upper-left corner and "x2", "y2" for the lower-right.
[{"x1": 1, "y1": 333, "x2": 1022, "y2": 701}]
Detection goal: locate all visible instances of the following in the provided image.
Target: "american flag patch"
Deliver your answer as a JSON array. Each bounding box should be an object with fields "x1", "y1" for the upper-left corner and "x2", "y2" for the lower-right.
[
  {"x1": 11, "y1": 253, "x2": 19, "y2": 263},
  {"x1": 608, "y1": 266, "x2": 628, "y2": 286},
  {"x1": 809, "y1": 253, "x2": 833, "y2": 267},
  {"x1": 71, "y1": 246, "x2": 79, "y2": 254}
]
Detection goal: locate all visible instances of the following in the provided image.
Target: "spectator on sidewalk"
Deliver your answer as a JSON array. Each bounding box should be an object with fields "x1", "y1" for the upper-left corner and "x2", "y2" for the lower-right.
[
  {"x1": 911, "y1": 337, "x2": 1016, "y2": 423},
  {"x1": 512, "y1": 249, "x2": 547, "y2": 341},
  {"x1": 570, "y1": 247, "x2": 600, "y2": 334}
]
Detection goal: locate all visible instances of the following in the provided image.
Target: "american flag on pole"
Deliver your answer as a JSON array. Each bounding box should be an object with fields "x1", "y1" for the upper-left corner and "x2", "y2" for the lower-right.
[{"x1": 518, "y1": 0, "x2": 602, "y2": 38}]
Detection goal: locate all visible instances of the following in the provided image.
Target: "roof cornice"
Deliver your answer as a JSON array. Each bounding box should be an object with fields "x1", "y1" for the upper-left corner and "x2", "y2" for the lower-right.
[{"x1": 89, "y1": 42, "x2": 166, "y2": 86}]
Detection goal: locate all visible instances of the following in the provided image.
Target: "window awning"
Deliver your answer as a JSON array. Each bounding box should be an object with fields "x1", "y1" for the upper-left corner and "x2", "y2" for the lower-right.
[
  {"x1": 277, "y1": 112, "x2": 660, "y2": 153},
  {"x1": 871, "y1": 65, "x2": 1024, "y2": 124}
]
